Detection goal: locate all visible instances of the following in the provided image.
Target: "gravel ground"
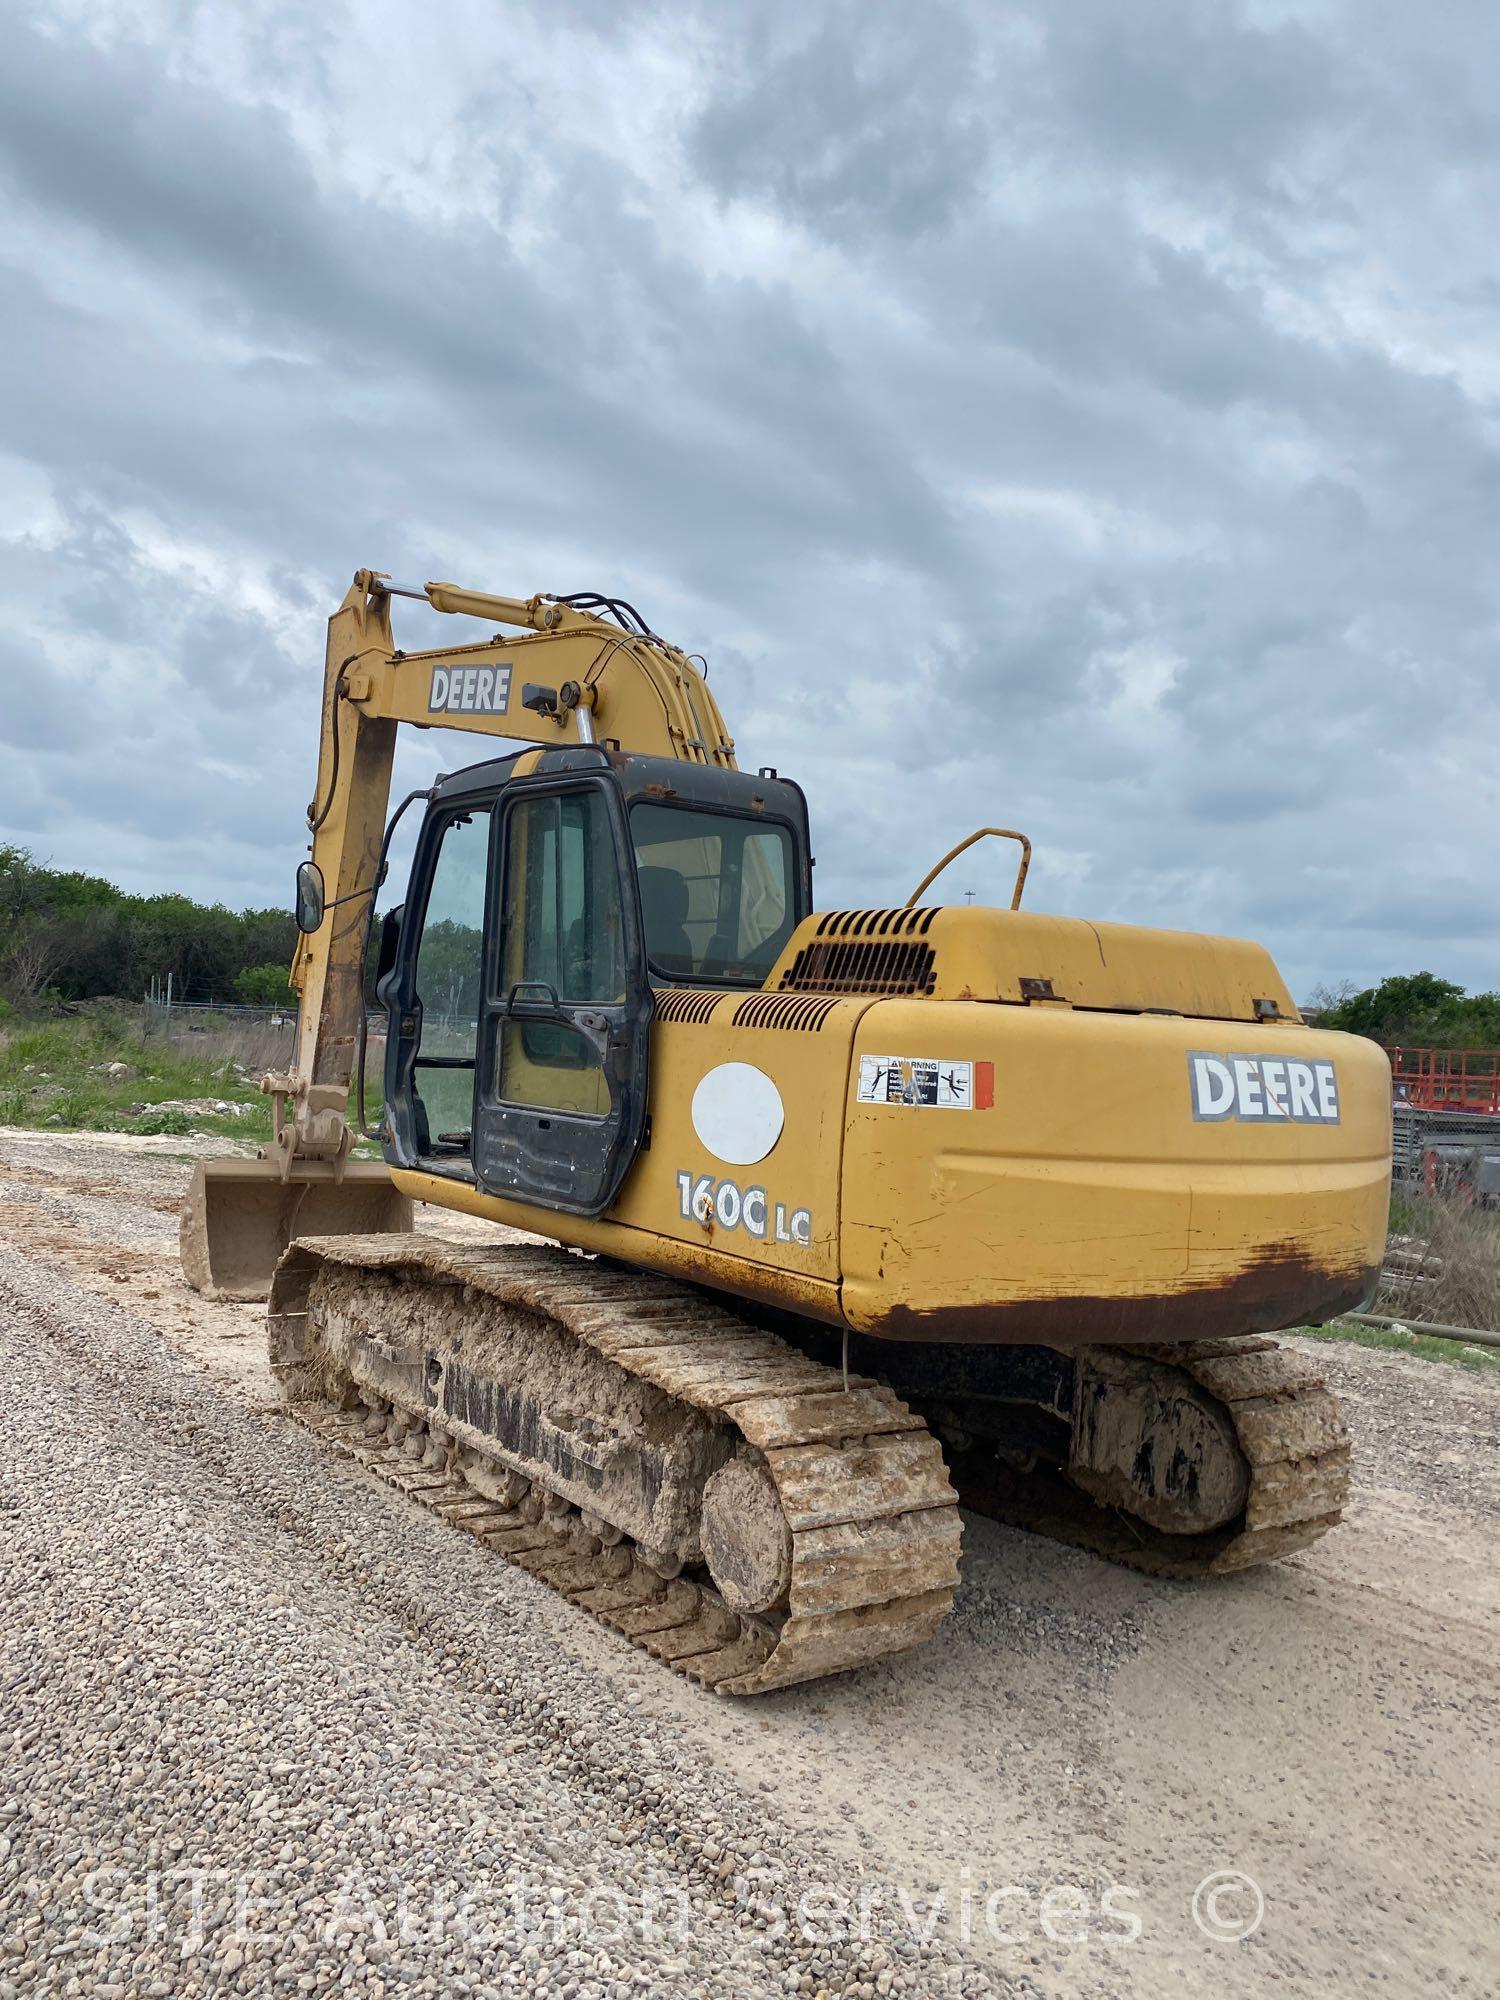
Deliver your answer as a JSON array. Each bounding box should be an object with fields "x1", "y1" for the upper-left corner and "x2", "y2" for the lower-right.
[
  {"x1": 1285, "y1": 1333, "x2": 1500, "y2": 1515},
  {"x1": 3, "y1": 1130, "x2": 1499, "y2": 2000},
  {"x1": 0, "y1": 1253, "x2": 1006, "y2": 2000}
]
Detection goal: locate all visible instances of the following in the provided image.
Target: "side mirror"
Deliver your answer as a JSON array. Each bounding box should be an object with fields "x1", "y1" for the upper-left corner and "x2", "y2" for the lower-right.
[{"x1": 295, "y1": 861, "x2": 325, "y2": 934}]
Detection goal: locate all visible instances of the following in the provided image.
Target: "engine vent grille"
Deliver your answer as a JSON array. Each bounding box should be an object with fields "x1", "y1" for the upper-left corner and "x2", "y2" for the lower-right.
[
  {"x1": 732, "y1": 991, "x2": 841, "y2": 1032},
  {"x1": 807, "y1": 906, "x2": 940, "y2": 941},
  {"x1": 780, "y1": 936, "x2": 938, "y2": 998},
  {"x1": 651, "y1": 987, "x2": 724, "y2": 1026}
]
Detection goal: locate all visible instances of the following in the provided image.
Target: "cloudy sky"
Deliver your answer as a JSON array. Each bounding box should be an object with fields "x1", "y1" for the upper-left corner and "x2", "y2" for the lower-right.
[{"x1": 3, "y1": 0, "x2": 1498, "y2": 1000}]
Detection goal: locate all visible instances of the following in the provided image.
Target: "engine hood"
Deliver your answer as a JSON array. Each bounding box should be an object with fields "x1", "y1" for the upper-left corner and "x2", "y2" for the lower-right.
[{"x1": 768, "y1": 904, "x2": 1298, "y2": 1026}]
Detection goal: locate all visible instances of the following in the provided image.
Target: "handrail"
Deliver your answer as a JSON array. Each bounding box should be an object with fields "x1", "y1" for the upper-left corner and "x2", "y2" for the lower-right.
[{"x1": 905, "y1": 827, "x2": 1032, "y2": 911}]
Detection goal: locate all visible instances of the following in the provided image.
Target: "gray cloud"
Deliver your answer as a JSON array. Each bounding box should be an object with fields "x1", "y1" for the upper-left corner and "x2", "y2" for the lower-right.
[
  {"x1": 690, "y1": 8, "x2": 992, "y2": 241},
  {"x1": 0, "y1": 0, "x2": 1497, "y2": 996}
]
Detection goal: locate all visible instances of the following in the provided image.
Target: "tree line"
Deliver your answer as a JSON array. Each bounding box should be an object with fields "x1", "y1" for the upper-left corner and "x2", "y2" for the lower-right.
[
  {"x1": 1307, "y1": 972, "x2": 1500, "y2": 1048},
  {"x1": 0, "y1": 846, "x2": 297, "y2": 1009}
]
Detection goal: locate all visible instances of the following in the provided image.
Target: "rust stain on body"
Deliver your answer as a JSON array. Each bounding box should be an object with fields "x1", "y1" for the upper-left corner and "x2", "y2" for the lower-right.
[{"x1": 862, "y1": 1244, "x2": 1379, "y2": 1348}]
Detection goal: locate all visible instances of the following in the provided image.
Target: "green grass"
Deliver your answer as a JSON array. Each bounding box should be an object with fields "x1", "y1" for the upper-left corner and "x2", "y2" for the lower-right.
[
  {"x1": 0, "y1": 1011, "x2": 273, "y2": 1140},
  {"x1": 1299, "y1": 1319, "x2": 1500, "y2": 1375},
  {"x1": 0, "y1": 1006, "x2": 383, "y2": 1145},
  {"x1": 1388, "y1": 1187, "x2": 1421, "y2": 1235}
]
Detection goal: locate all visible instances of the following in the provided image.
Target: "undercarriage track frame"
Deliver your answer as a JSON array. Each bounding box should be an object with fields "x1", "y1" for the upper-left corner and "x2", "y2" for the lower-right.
[
  {"x1": 270, "y1": 1236, "x2": 962, "y2": 1695},
  {"x1": 269, "y1": 1238, "x2": 1350, "y2": 1690}
]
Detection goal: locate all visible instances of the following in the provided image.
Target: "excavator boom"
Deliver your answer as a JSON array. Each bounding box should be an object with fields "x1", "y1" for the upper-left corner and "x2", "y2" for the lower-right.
[{"x1": 184, "y1": 569, "x2": 735, "y2": 1297}]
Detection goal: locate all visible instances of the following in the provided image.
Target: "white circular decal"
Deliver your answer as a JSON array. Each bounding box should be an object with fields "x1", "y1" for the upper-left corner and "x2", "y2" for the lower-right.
[{"x1": 691, "y1": 1063, "x2": 785, "y2": 1166}]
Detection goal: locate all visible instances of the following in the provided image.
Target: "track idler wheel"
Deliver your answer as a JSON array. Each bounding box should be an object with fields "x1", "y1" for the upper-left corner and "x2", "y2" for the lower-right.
[
  {"x1": 1068, "y1": 1348, "x2": 1249, "y2": 1535},
  {"x1": 700, "y1": 1454, "x2": 793, "y2": 1614}
]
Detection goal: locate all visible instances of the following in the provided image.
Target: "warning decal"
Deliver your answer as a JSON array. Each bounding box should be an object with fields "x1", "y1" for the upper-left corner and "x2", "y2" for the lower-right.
[{"x1": 858, "y1": 1055, "x2": 991, "y2": 1109}]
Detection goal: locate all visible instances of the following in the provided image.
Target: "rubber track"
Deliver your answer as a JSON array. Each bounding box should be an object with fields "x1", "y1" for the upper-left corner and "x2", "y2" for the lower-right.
[
  {"x1": 271, "y1": 1237, "x2": 961, "y2": 1695},
  {"x1": 986, "y1": 1334, "x2": 1351, "y2": 1578}
]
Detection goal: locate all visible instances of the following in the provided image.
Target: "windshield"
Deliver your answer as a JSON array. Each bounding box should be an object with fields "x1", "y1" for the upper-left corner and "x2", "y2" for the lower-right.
[{"x1": 630, "y1": 801, "x2": 795, "y2": 984}]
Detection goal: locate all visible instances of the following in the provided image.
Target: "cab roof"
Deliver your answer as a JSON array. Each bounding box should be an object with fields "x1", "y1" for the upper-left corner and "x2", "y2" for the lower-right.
[{"x1": 430, "y1": 746, "x2": 809, "y2": 831}]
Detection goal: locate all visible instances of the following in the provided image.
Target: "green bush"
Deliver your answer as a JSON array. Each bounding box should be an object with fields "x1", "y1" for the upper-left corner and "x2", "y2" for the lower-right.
[
  {"x1": 133, "y1": 1106, "x2": 195, "y2": 1136},
  {"x1": 1319, "y1": 972, "x2": 1500, "y2": 1049},
  {"x1": 235, "y1": 962, "x2": 296, "y2": 1007}
]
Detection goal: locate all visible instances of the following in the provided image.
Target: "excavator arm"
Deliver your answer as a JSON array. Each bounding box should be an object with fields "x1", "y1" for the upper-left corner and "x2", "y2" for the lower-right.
[
  {"x1": 284, "y1": 569, "x2": 734, "y2": 1166},
  {"x1": 182, "y1": 568, "x2": 736, "y2": 1296}
]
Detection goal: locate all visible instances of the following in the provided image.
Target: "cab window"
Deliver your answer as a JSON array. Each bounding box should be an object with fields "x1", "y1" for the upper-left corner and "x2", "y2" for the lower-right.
[
  {"x1": 411, "y1": 808, "x2": 490, "y2": 1165},
  {"x1": 501, "y1": 790, "x2": 626, "y2": 1005},
  {"x1": 629, "y1": 802, "x2": 794, "y2": 983},
  {"x1": 496, "y1": 789, "x2": 623, "y2": 1114}
]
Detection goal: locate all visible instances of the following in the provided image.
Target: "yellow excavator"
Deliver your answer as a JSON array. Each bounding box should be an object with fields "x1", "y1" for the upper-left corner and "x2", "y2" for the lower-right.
[{"x1": 182, "y1": 570, "x2": 1391, "y2": 1693}]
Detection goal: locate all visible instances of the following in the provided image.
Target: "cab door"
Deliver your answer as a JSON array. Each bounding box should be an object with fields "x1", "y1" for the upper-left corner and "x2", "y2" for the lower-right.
[{"x1": 473, "y1": 775, "x2": 652, "y2": 1215}]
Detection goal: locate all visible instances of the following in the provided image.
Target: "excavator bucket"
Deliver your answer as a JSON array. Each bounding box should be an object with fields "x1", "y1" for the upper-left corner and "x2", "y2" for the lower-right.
[{"x1": 180, "y1": 1157, "x2": 414, "y2": 1302}]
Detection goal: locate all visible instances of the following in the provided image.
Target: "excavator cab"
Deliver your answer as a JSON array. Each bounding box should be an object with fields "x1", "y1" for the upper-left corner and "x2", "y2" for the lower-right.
[
  {"x1": 380, "y1": 746, "x2": 812, "y2": 1214},
  {"x1": 182, "y1": 744, "x2": 810, "y2": 1295}
]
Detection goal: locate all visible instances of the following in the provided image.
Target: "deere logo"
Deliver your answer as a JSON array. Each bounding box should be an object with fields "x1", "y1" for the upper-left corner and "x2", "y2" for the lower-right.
[
  {"x1": 1189, "y1": 1052, "x2": 1340, "y2": 1124},
  {"x1": 428, "y1": 663, "x2": 512, "y2": 714}
]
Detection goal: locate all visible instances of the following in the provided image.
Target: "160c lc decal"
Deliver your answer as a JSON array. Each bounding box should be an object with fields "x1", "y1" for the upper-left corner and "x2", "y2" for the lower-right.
[{"x1": 675, "y1": 1171, "x2": 812, "y2": 1247}]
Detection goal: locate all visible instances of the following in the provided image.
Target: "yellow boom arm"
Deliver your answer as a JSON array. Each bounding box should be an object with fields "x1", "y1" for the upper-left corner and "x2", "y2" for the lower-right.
[{"x1": 271, "y1": 569, "x2": 737, "y2": 1175}]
